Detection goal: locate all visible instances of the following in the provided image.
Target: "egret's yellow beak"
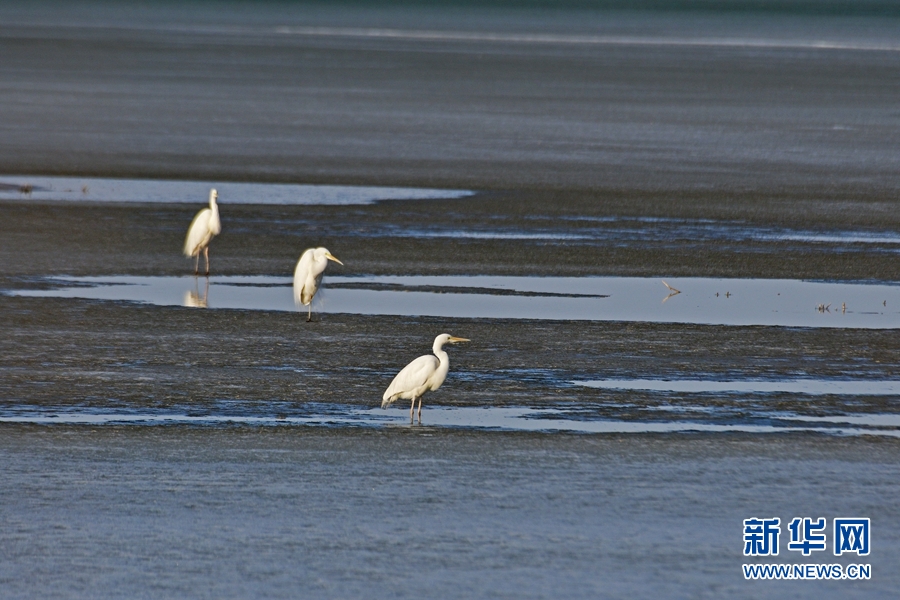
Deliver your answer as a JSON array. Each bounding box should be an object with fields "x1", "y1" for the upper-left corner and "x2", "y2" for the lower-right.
[
  {"x1": 325, "y1": 253, "x2": 344, "y2": 266},
  {"x1": 448, "y1": 336, "x2": 470, "y2": 343}
]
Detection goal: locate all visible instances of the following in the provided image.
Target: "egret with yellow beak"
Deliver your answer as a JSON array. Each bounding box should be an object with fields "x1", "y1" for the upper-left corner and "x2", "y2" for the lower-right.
[
  {"x1": 183, "y1": 188, "x2": 221, "y2": 276},
  {"x1": 293, "y1": 247, "x2": 343, "y2": 322},
  {"x1": 382, "y1": 333, "x2": 470, "y2": 422}
]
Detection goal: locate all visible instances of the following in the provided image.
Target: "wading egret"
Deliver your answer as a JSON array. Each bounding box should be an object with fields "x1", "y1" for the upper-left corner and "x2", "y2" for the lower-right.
[
  {"x1": 293, "y1": 247, "x2": 343, "y2": 322},
  {"x1": 183, "y1": 188, "x2": 221, "y2": 275},
  {"x1": 382, "y1": 333, "x2": 470, "y2": 422}
]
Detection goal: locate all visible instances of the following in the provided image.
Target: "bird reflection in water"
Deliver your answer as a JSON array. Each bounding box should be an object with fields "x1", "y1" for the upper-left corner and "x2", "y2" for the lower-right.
[
  {"x1": 184, "y1": 276, "x2": 209, "y2": 308},
  {"x1": 661, "y1": 280, "x2": 681, "y2": 304}
]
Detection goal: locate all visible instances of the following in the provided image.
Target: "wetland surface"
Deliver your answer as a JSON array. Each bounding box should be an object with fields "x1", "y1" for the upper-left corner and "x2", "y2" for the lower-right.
[{"x1": 2, "y1": 1, "x2": 899, "y2": 598}]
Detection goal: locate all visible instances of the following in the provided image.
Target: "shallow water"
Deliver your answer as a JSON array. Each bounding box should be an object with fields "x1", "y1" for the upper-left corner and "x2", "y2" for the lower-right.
[
  {"x1": 4, "y1": 426, "x2": 897, "y2": 600},
  {"x1": 0, "y1": 176, "x2": 472, "y2": 205},
  {"x1": 12, "y1": 274, "x2": 900, "y2": 328},
  {"x1": 574, "y1": 378, "x2": 900, "y2": 395},
  {"x1": 2, "y1": 405, "x2": 898, "y2": 437},
  {"x1": 6, "y1": 176, "x2": 900, "y2": 253},
  {"x1": 271, "y1": 24, "x2": 900, "y2": 52},
  {"x1": 3, "y1": 2, "x2": 900, "y2": 191},
  {"x1": 0, "y1": 403, "x2": 900, "y2": 437}
]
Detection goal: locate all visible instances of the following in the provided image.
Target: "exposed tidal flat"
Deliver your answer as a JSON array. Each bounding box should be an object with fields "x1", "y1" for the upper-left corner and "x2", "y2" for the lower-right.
[
  {"x1": 2, "y1": 0, "x2": 900, "y2": 597},
  {"x1": 4, "y1": 196, "x2": 900, "y2": 598}
]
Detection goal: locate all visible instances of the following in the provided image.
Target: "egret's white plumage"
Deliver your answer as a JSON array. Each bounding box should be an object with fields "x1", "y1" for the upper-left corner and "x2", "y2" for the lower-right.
[
  {"x1": 183, "y1": 189, "x2": 221, "y2": 275},
  {"x1": 292, "y1": 247, "x2": 343, "y2": 321},
  {"x1": 382, "y1": 333, "x2": 470, "y2": 422}
]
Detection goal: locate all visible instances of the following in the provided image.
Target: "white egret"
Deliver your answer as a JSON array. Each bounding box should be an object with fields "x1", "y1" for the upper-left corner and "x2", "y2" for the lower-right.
[
  {"x1": 293, "y1": 247, "x2": 344, "y2": 322},
  {"x1": 382, "y1": 333, "x2": 470, "y2": 422},
  {"x1": 183, "y1": 188, "x2": 221, "y2": 275}
]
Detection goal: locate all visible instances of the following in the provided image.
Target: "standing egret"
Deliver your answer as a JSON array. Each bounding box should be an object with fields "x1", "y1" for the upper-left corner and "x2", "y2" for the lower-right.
[
  {"x1": 293, "y1": 247, "x2": 343, "y2": 322},
  {"x1": 382, "y1": 333, "x2": 470, "y2": 422},
  {"x1": 183, "y1": 188, "x2": 221, "y2": 275}
]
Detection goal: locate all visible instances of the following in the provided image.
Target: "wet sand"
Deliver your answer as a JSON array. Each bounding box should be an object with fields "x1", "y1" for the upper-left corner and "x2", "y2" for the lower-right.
[
  {"x1": 2, "y1": 2, "x2": 900, "y2": 598},
  {"x1": 3, "y1": 188, "x2": 900, "y2": 282},
  {"x1": 3, "y1": 293, "x2": 900, "y2": 416}
]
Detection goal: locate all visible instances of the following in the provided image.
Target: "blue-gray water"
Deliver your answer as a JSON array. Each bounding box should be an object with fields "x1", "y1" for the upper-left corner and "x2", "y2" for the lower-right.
[
  {"x1": 5, "y1": 427, "x2": 897, "y2": 599},
  {"x1": 2, "y1": 1, "x2": 900, "y2": 190},
  {"x1": 0, "y1": 176, "x2": 473, "y2": 205},
  {"x1": 2, "y1": 1, "x2": 900, "y2": 598},
  {"x1": 12, "y1": 273, "x2": 900, "y2": 328}
]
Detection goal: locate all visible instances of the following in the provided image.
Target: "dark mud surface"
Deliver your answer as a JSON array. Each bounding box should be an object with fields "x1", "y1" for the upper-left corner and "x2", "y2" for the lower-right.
[
  {"x1": 3, "y1": 293, "x2": 900, "y2": 428},
  {"x1": 3, "y1": 187, "x2": 900, "y2": 433},
  {"x1": 3, "y1": 188, "x2": 900, "y2": 282}
]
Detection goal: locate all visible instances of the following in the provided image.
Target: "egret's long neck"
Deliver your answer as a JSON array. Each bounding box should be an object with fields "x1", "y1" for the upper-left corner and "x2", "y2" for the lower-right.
[
  {"x1": 432, "y1": 341, "x2": 450, "y2": 372},
  {"x1": 313, "y1": 255, "x2": 328, "y2": 277},
  {"x1": 208, "y1": 198, "x2": 221, "y2": 234}
]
